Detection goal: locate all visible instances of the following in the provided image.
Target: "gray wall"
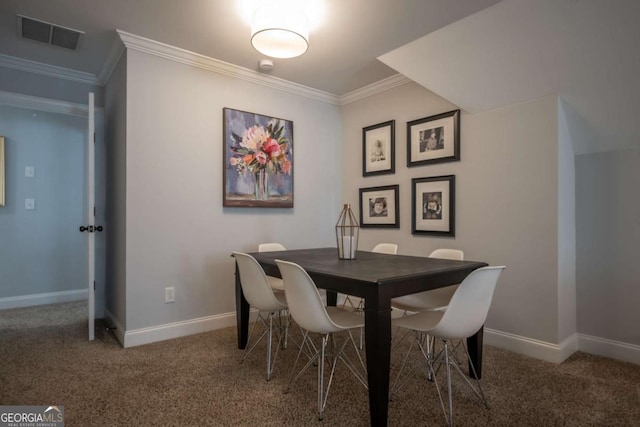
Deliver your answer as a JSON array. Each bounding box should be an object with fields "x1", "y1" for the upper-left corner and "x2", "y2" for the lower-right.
[
  {"x1": 576, "y1": 148, "x2": 640, "y2": 346},
  {"x1": 103, "y1": 53, "x2": 127, "y2": 328},
  {"x1": 341, "y1": 83, "x2": 563, "y2": 344},
  {"x1": 115, "y1": 48, "x2": 342, "y2": 333},
  {"x1": 557, "y1": 100, "x2": 577, "y2": 343},
  {"x1": 0, "y1": 105, "x2": 86, "y2": 300},
  {"x1": 0, "y1": 67, "x2": 104, "y2": 107}
]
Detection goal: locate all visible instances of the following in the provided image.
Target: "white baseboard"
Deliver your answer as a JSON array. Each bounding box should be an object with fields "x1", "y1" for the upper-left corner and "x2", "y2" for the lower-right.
[
  {"x1": 485, "y1": 328, "x2": 640, "y2": 365},
  {"x1": 484, "y1": 328, "x2": 578, "y2": 364},
  {"x1": 578, "y1": 333, "x2": 640, "y2": 365},
  {"x1": 0, "y1": 289, "x2": 87, "y2": 310},
  {"x1": 101, "y1": 309, "x2": 640, "y2": 366},
  {"x1": 122, "y1": 311, "x2": 242, "y2": 348}
]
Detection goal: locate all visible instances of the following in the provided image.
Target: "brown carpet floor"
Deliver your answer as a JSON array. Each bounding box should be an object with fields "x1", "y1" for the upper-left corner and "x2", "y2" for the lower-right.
[{"x1": 1, "y1": 301, "x2": 639, "y2": 426}]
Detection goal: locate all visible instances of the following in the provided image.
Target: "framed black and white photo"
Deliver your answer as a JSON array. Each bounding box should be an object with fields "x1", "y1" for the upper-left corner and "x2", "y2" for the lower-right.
[
  {"x1": 359, "y1": 184, "x2": 399, "y2": 228},
  {"x1": 362, "y1": 120, "x2": 395, "y2": 176},
  {"x1": 407, "y1": 109, "x2": 460, "y2": 167},
  {"x1": 412, "y1": 175, "x2": 455, "y2": 236}
]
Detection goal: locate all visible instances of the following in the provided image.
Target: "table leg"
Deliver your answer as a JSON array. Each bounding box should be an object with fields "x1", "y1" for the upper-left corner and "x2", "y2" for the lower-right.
[
  {"x1": 325, "y1": 290, "x2": 338, "y2": 307},
  {"x1": 364, "y1": 305, "x2": 391, "y2": 427},
  {"x1": 235, "y1": 262, "x2": 249, "y2": 349},
  {"x1": 466, "y1": 325, "x2": 484, "y2": 379}
]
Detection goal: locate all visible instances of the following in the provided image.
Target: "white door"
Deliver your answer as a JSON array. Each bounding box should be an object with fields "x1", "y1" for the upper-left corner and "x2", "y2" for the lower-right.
[{"x1": 86, "y1": 92, "x2": 95, "y2": 341}]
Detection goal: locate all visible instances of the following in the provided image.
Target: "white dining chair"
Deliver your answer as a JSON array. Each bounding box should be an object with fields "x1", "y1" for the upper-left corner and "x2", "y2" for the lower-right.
[
  {"x1": 258, "y1": 243, "x2": 287, "y2": 292},
  {"x1": 391, "y1": 249, "x2": 464, "y2": 313},
  {"x1": 258, "y1": 242, "x2": 287, "y2": 252},
  {"x1": 276, "y1": 259, "x2": 368, "y2": 421},
  {"x1": 391, "y1": 266, "x2": 505, "y2": 426},
  {"x1": 233, "y1": 252, "x2": 289, "y2": 381},
  {"x1": 371, "y1": 243, "x2": 398, "y2": 255}
]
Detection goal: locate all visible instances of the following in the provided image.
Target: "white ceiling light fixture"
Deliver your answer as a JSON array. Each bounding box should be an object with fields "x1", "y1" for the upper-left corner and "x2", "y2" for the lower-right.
[{"x1": 250, "y1": 0, "x2": 310, "y2": 59}]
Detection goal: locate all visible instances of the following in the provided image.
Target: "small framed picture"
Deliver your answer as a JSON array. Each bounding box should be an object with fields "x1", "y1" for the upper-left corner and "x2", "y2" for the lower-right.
[
  {"x1": 362, "y1": 120, "x2": 395, "y2": 176},
  {"x1": 359, "y1": 184, "x2": 399, "y2": 228},
  {"x1": 412, "y1": 175, "x2": 455, "y2": 236},
  {"x1": 407, "y1": 109, "x2": 460, "y2": 167}
]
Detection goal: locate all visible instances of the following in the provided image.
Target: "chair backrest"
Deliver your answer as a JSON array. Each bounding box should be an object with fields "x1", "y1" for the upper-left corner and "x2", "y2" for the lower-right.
[
  {"x1": 372, "y1": 243, "x2": 398, "y2": 255},
  {"x1": 258, "y1": 243, "x2": 287, "y2": 252},
  {"x1": 233, "y1": 252, "x2": 287, "y2": 312},
  {"x1": 275, "y1": 260, "x2": 341, "y2": 334},
  {"x1": 431, "y1": 266, "x2": 505, "y2": 340},
  {"x1": 429, "y1": 248, "x2": 464, "y2": 261}
]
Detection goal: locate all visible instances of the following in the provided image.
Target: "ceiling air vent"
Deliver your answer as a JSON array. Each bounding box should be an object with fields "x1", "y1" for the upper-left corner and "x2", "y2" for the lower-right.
[{"x1": 17, "y1": 15, "x2": 84, "y2": 51}]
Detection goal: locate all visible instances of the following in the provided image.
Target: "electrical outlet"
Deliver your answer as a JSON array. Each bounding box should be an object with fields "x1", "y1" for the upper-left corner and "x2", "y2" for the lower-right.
[{"x1": 165, "y1": 287, "x2": 175, "y2": 303}]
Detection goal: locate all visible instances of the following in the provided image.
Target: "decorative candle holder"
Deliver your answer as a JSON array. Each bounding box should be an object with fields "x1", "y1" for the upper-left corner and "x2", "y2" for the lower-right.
[{"x1": 335, "y1": 204, "x2": 359, "y2": 259}]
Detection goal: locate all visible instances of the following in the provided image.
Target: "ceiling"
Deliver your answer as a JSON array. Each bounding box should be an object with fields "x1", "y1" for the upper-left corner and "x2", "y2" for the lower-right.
[
  {"x1": 0, "y1": 0, "x2": 499, "y2": 95},
  {"x1": 379, "y1": 0, "x2": 640, "y2": 155},
  {"x1": 1, "y1": 0, "x2": 638, "y2": 155}
]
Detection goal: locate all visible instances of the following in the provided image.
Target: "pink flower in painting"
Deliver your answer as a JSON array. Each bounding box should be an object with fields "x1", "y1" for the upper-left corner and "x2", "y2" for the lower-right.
[
  {"x1": 281, "y1": 160, "x2": 291, "y2": 174},
  {"x1": 241, "y1": 125, "x2": 269, "y2": 151},
  {"x1": 255, "y1": 151, "x2": 268, "y2": 165},
  {"x1": 228, "y1": 119, "x2": 292, "y2": 176},
  {"x1": 262, "y1": 138, "x2": 281, "y2": 158}
]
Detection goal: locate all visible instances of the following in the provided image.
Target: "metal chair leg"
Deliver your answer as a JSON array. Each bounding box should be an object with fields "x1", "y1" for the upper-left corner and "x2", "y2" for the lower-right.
[
  {"x1": 285, "y1": 330, "x2": 367, "y2": 421},
  {"x1": 240, "y1": 311, "x2": 284, "y2": 381}
]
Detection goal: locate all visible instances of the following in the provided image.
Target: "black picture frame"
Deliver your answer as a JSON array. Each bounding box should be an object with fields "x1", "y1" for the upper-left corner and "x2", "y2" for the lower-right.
[
  {"x1": 411, "y1": 175, "x2": 455, "y2": 236},
  {"x1": 407, "y1": 109, "x2": 460, "y2": 167},
  {"x1": 359, "y1": 184, "x2": 400, "y2": 228},
  {"x1": 362, "y1": 120, "x2": 395, "y2": 176}
]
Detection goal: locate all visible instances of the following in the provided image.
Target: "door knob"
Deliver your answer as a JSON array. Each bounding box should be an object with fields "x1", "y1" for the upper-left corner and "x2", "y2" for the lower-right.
[{"x1": 79, "y1": 225, "x2": 104, "y2": 233}]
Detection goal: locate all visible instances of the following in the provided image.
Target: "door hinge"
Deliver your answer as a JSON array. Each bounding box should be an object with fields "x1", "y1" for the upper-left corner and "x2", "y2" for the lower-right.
[
  {"x1": 93, "y1": 281, "x2": 96, "y2": 290},
  {"x1": 94, "y1": 206, "x2": 96, "y2": 217},
  {"x1": 93, "y1": 132, "x2": 96, "y2": 143}
]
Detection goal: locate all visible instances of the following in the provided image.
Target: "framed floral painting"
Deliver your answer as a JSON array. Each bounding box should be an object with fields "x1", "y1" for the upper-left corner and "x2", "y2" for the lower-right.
[{"x1": 223, "y1": 108, "x2": 293, "y2": 207}]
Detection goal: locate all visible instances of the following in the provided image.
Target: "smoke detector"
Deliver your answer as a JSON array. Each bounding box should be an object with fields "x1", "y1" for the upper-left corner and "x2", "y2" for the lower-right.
[
  {"x1": 258, "y1": 59, "x2": 274, "y2": 72},
  {"x1": 17, "y1": 15, "x2": 84, "y2": 51}
]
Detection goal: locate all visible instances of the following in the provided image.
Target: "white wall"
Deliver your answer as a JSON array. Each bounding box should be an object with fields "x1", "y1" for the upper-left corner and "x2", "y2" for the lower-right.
[
  {"x1": 341, "y1": 83, "x2": 561, "y2": 345},
  {"x1": 576, "y1": 148, "x2": 640, "y2": 347},
  {"x1": 0, "y1": 67, "x2": 104, "y2": 107},
  {"x1": 119, "y1": 49, "x2": 341, "y2": 336},
  {"x1": 0, "y1": 104, "x2": 87, "y2": 306},
  {"x1": 557, "y1": 100, "x2": 577, "y2": 344},
  {"x1": 104, "y1": 52, "x2": 127, "y2": 331}
]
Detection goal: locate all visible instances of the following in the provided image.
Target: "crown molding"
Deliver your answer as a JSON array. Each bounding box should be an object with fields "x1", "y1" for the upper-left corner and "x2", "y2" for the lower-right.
[
  {"x1": 0, "y1": 90, "x2": 88, "y2": 116},
  {"x1": 338, "y1": 73, "x2": 412, "y2": 105},
  {"x1": 0, "y1": 53, "x2": 99, "y2": 86},
  {"x1": 0, "y1": 33, "x2": 413, "y2": 104},
  {"x1": 117, "y1": 30, "x2": 341, "y2": 105}
]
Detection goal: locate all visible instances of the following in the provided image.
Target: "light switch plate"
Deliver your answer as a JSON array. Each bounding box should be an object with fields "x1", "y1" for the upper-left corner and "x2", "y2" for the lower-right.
[
  {"x1": 25, "y1": 198, "x2": 35, "y2": 210},
  {"x1": 25, "y1": 166, "x2": 35, "y2": 178}
]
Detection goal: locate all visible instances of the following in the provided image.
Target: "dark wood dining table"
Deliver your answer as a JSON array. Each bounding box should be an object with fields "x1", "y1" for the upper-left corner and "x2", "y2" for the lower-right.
[{"x1": 234, "y1": 247, "x2": 488, "y2": 427}]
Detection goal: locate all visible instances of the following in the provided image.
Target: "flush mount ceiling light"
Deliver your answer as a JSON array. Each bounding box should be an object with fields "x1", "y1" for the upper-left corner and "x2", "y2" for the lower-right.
[{"x1": 250, "y1": 1, "x2": 309, "y2": 59}]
